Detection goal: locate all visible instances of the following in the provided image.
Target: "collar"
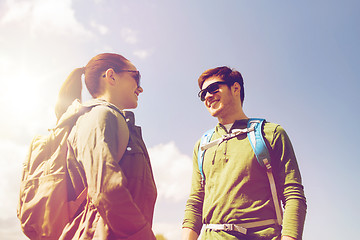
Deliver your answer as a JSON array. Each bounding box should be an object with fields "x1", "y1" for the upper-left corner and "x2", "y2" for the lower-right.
[
  {"x1": 123, "y1": 111, "x2": 136, "y2": 125},
  {"x1": 217, "y1": 118, "x2": 250, "y2": 133}
]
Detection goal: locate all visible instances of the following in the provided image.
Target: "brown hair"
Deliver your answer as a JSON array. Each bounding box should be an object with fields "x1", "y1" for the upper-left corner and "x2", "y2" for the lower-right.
[
  {"x1": 198, "y1": 66, "x2": 245, "y2": 105},
  {"x1": 55, "y1": 53, "x2": 130, "y2": 120}
]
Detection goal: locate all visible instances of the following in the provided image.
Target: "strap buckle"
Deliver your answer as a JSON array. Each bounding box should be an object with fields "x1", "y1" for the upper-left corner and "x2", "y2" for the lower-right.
[
  {"x1": 200, "y1": 179, "x2": 205, "y2": 188},
  {"x1": 223, "y1": 224, "x2": 234, "y2": 231}
]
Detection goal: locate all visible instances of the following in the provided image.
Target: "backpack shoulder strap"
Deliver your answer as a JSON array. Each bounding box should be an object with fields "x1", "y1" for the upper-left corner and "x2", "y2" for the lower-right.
[
  {"x1": 247, "y1": 118, "x2": 283, "y2": 225},
  {"x1": 246, "y1": 118, "x2": 271, "y2": 167},
  {"x1": 198, "y1": 128, "x2": 215, "y2": 187}
]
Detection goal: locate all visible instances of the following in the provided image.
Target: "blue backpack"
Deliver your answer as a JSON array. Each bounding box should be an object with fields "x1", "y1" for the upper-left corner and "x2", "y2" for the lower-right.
[{"x1": 197, "y1": 118, "x2": 283, "y2": 225}]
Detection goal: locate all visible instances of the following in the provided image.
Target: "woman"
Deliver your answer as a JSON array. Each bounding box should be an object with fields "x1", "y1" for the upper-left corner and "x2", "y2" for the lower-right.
[{"x1": 56, "y1": 53, "x2": 157, "y2": 239}]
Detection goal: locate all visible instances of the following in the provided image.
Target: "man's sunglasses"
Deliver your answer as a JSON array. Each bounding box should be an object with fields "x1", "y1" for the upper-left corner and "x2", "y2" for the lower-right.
[
  {"x1": 102, "y1": 70, "x2": 141, "y2": 87},
  {"x1": 198, "y1": 81, "x2": 234, "y2": 101}
]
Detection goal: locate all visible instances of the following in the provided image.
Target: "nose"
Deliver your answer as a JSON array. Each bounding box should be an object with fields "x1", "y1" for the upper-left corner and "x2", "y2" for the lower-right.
[
  {"x1": 204, "y1": 91, "x2": 214, "y2": 101},
  {"x1": 136, "y1": 86, "x2": 143, "y2": 94}
]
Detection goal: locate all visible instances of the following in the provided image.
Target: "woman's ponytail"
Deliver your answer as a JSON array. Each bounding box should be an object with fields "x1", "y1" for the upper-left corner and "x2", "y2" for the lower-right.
[{"x1": 55, "y1": 67, "x2": 84, "y2": 121}]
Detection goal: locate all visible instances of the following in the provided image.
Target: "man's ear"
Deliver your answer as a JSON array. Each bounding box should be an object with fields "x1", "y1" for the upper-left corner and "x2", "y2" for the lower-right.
[
  {"x1": 232, "y1": 82, "x2": 241, "y2": 96},
  {"x1": 104, "y1": 68, "x2": 116, "y2": 85}
]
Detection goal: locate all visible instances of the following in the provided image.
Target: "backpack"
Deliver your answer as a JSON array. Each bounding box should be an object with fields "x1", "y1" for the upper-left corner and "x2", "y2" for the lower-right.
[
  {"x1": 17, "y1": 100, "x2": 118, "y2": 240},
  {"x1": 198, "y1": 118, "x2": 283, "y2": 225}
]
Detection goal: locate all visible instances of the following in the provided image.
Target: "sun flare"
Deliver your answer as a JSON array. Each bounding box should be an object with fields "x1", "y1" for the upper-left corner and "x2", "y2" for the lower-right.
[{"x1": 3, "y1": 72, "x2": 50, "y2": 124}]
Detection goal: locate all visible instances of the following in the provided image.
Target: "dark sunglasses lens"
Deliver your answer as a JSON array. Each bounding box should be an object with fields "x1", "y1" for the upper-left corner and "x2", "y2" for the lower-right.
[
  {"x1": 207, "y1": 83, "x2": 220, "y2": 94},
  {"x1": 129, "y1": 71, "x2": 140, "y2": 86},
  {"x1": 135, "y1": 72, "x2": 141, "y2": 86},
  {"x1": 199, "y1": 83, "x2": 220, "y2": 101},
  {"x1": 200, "y1": 91, "x2": 207, "y2": 101}
]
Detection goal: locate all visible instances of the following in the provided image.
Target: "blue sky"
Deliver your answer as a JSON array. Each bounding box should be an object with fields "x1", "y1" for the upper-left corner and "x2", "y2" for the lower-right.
[{"x1": 0, "y1": 0, "x2": 359, "y2": 239}]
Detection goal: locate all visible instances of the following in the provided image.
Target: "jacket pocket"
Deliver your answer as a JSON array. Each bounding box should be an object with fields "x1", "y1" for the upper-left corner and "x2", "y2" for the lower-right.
[{"x1": 120, "y1": 143, "x2": 146, "y2": 179}]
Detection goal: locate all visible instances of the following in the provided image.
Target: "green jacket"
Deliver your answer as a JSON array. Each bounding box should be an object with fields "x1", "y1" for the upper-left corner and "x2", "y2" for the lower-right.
[
  {"x1": 183, "y1": 119, "x2": 306, "y2": 239},
  {"x1": 60, "y1": 99, "x2": 157, "y2": 240}
]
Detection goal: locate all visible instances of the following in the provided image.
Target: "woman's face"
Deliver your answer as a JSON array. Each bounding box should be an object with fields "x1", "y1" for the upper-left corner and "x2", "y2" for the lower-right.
[{"x1": 114, "y1": 62, "x2": 143, "y2": 109}]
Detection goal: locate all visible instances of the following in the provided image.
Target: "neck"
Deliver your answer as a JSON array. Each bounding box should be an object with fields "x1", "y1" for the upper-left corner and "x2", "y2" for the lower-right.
[
  {"x1": 96, "y1": 93, "x2": 124, "y2": 111},
  {"x1": 217, "y1": 106, "x2": 248, "y2": 125}
]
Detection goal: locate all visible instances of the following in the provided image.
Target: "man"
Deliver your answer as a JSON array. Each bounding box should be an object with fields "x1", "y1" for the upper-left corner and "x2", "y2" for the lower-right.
[{"x1": 182, "y1": 66, "x2": 307, "y2": 240}]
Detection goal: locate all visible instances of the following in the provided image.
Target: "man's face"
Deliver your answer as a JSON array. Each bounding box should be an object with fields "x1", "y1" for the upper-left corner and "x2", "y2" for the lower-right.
[{"x1": 201, "y1": 77, "x2": 237, "y2": 118}]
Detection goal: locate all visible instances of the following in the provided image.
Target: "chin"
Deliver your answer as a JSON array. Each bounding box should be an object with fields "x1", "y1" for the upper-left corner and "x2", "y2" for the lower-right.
[
  {"x1": 208, "y1": 108, "x2": 220, "y2": 117},
  {"x1": 127, "y1": 102, "x2": 138, "y2": 109}
]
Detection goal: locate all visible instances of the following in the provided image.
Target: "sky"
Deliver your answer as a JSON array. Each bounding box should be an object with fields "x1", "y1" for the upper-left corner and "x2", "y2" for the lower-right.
[{"x1": 0, "y1": 0, "x2": 359, "y2": 239}]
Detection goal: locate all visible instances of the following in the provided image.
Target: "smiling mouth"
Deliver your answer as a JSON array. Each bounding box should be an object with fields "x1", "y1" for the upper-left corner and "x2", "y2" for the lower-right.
[{"x1": 208, "y1": 100, "x2": 218, "y2": 108}]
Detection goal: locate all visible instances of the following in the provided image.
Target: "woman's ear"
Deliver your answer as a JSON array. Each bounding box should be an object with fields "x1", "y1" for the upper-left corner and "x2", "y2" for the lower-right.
[{"x1": 104, "y1": 68, "x2": 116, "y2": 85}]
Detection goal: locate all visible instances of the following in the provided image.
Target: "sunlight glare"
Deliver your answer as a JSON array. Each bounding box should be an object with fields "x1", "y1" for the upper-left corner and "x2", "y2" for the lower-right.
[{"x1": 3, "y1": 72, "x2": 47, "y2": 123}]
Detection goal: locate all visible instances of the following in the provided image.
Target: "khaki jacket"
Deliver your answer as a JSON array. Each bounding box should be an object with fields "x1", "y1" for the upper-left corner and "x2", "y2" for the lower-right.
[{"x1": 60, "y1": 99, "x2": 157, "y2": 240}]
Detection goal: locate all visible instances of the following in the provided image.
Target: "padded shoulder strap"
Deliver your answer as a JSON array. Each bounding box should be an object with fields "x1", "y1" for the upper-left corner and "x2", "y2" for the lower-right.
[
  {"x1": 247, "y1": 118, "x2": 271, "y2": 167},
  {"x1": 247, "y1": 118, "x2": 283, "y2": 225},
  {"x1": 57, "y1": 99, "x2": 126, "y2": 128},
  {"x1": 198, "y1": 128, "x2": 215, "y2": 187}
]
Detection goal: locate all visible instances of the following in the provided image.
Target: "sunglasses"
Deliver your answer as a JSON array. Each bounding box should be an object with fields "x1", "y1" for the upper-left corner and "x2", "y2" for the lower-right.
[
  {"x1": 102, "y1": 70, "x2": 141, "y2": 87},
  {"x1": 198, "y1": 81, "x2": 234, "y2": 101}
]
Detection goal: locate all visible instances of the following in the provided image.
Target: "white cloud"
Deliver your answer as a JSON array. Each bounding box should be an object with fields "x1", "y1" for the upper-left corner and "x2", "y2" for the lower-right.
[
  {"x1": 153, "y1": 222, "x2": 182, "y2": 240},
  {"x1": 121, "y1": 27, "x2": 138, "y2": 44},
  {"x1": 0, "y1": 0, "x2": 32, "y2": 23},
  {"x1": 153, "y1": 221, "x2": 204, "y2": 240},
  {"x1": 0, "y1": 0, "x2": 92, "y2": 38},
  {"x1": 90, "y1": 20, "x2": 108, "y2": 35},
  {"x1": 133, "y1": 49, "x2": 152, "y2": 59},
  {"x1": 31, "y1": 0, "x2": 91, "y2": 37},
  {"x1": 0, "y1": 55, "x2": 12, "y2": 74},
  {"x1": 0, "y1": 137, "x2": 32, "y2": 240},
  {"x1": 149, "y1": 142, "x2": 192, "y2": 202},
  {"x1": 0, "y1": 139, "x2": 27, "y2": 219}
]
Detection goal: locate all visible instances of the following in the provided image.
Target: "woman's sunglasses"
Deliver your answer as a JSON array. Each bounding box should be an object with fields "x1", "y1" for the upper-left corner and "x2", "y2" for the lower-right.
[
  {"x1": 119, "y1": 70, "x2": 141, "y2": 87},
  {"x1": 102, "y1": 70, "x2": 141, "y2": 87},
  {"x1": 198, "y1": 81, "x2": 233, "y2": 101}
]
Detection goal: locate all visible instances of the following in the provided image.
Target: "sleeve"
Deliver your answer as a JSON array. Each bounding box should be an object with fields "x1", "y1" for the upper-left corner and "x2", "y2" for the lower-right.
[
  {"x1": 76, "y1": 107, "x2": 155, "y2": 239},
  {"x1": 271, "y1": 125, "x2": 307, "y2": 239},
  {"x1": 182, "y1": 140, "x2": 204, "y2": 235}
]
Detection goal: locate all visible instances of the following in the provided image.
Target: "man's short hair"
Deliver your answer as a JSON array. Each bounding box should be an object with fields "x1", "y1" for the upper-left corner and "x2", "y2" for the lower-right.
[{"x1": 198, "y1": 66, "x2": 245, "y2": 105}]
